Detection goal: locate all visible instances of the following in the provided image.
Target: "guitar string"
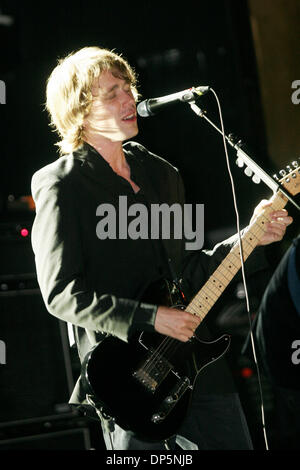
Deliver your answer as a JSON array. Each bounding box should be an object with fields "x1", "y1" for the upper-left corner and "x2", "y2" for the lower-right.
[
  {"x1": 140, "y1": 282, "x2": 190, "y2": 376},
  {"x1": 139, "y1": 151, "x2": 286, "y2": 381},
  {"x1": 141, "y1": 203, "x2": 280, "y2": 376},
  {"x1": 141, "y1": 334, "x2": 182, "y2": 377},
  {"x1": 140, "y1": 278, "x2": 211, "y2": 377},
  {"x1": 140, "y1": 217, "x2": 270, "y2": 376},
  {"x1": 140, "y1": 201, "x2": 283, "y2": 380},
  {"x1": 137, "y1": 91, "x2": 290, "y2": 448},
  {"x1": 189, "y1": 201, "x2": 285, "y2": 314}
]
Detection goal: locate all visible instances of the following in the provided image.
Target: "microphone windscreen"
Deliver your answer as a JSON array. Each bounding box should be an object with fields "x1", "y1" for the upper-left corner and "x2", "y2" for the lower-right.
[{"x1": 137, "y1": 100, "x2": 151, "y2": 118}]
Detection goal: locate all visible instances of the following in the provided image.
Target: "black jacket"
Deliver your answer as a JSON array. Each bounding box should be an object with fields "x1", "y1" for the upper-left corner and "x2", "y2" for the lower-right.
[
  {"x1": 255, "y1": 235, "x2": 300, "y2": 390},
  {"x1": 31, "y1": 141, "x2": 266, "y2": 404}
]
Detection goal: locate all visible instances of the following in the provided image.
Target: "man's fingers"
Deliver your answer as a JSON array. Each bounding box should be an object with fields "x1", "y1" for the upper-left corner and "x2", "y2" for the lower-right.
[
  {"x1": 270, "y1": 215, "x2": 293, "y2": 226},
  {"x1": 155, "y1": 307, "x2": 201, "y2": 342}
]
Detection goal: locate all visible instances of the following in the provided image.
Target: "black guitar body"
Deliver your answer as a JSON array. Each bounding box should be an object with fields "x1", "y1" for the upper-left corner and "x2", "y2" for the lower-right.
[
  {"x1": 81, "y1": 328, "x2": 230, "y2": 441},
  {"x1": 80, "y1": 159, "x2": 300, "y2": 442}
]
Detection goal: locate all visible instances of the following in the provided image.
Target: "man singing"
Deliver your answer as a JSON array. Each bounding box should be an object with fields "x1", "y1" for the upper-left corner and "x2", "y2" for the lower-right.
[{"x1": 31, "y1": 46, "x2": 292, "y2": 450}]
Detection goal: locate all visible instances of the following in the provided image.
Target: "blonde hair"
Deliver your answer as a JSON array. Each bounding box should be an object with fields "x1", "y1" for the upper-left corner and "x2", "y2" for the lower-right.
[{"x1": 45, "y1": 46, "x2": 139, "y2": 155}]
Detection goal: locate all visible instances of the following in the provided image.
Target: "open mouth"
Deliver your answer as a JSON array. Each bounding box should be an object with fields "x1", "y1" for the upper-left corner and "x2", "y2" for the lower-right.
[{"x1": 122, "y1": 113, "x2": 137, "y2": 122}]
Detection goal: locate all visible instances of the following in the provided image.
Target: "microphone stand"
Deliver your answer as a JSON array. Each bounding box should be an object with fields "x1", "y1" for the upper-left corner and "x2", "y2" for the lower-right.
[{"x1": 188, "y1": 101, "x2": 300, "y2": 212}]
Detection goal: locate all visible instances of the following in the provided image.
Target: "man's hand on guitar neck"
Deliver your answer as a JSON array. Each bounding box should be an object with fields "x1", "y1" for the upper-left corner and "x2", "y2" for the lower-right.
[
  {"x1": 154, "y1": 306, "x2": 201, "y2": 342},
  {"x1": 154, "y1": 199, "x2": 293, "y2": 343},
  {"x1": 250, "y1": 198, "x2": 293, "y2": 246}
]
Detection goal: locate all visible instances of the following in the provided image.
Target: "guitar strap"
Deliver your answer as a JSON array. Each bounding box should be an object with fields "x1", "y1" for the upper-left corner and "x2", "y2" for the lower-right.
[{"x1": 166, "y1": 255, "x2": 187, "y2": 303}]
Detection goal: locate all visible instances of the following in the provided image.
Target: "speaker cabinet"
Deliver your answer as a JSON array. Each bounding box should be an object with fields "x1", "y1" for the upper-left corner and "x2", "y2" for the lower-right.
[
  {"x1": 0, "y1": 286, "x2": 75, "y2": 423},
  {"x1": 0, "y1": 422, "x2": 91, "y2": 450}
]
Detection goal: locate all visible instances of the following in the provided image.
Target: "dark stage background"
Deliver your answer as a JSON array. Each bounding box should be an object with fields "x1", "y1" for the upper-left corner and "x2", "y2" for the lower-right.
[{"x1": 0, "y1": 0, "x2": 299, "y2": 451}]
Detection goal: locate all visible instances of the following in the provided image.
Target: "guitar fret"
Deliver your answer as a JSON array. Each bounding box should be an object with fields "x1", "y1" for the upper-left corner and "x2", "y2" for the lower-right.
[
  {"x1": 198, "y1": 289, "x2": 216, "y2": 306},
  {"x1": 190, "y1": 282, "x2": 222, "y2": 317},
  {"x1": 247, "y1": 230, "x2": 260, "y2": 243},
  {"x1": 212, "y1": 271, "x2": 228, "y2": 284},
  {"x1": 81, "y1": 164, "x2": 299, "y2": 442},
  {"x1": 191, "y1": 304, "x2": 209, "y2": 319},
  {"x1": 250, "y1": 228, "x2": 265, "y2": 241},
  {"x1": 188, "y1": 284, "x2": 218, "y2": 316},
  {"x1": 210, "y1": 281, "x2": 225, "y2": 293},
  {"x1": 186, "y1": 302, "x2": 206, "y2": 319},
  {"x1": 218, "y1": 266, "x2": 233, "y2": 281},
  {"x1": 199, "y1": 287, "x2": 218, "y2": 306},
  {"x1": 230, "y1": 249, "x2": 245, "y2": 263},
  {"x1": 244, "y1": 234, "x2": 257, "y2": 247},
  {"x1": 224, "y1": 258, "x2": 240, "y2": 271},
  {"x1": 186, "y1": 191, "x2": 289, "y2": 323}
]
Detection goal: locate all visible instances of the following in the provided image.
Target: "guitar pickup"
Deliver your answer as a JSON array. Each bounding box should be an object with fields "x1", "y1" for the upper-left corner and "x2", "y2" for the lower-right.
[{"x1": 133, "y1": 352, "x2": 173, "y2": 393}]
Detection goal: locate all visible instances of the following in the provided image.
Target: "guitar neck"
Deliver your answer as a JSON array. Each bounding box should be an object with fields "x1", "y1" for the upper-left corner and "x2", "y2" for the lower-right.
[{"x1": 186, "y1": 190, "x2": 288, "y2": 321}]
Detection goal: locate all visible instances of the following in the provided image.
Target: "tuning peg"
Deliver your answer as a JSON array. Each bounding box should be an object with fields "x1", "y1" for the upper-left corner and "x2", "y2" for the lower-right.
[
  {"x1": 286, "y1": 165, "x2": 292, "y2": 173},
  {"x1": 229, "y1": 134, "x2": 243, "y2": 147},
  {"x1": 292, "y1": 161, "x2": 298, "y2": 168},
  {"x1": 273, "y1": 174, "x2": 279, "y2": 181},
  {"x1": 244, "y1": 167, "x2": 253, "y2": 177},
  {"x1": 229, "y1": 133, "x2": 238, "y2": 145},
  {"x1": 279, "y1": 169, "x2": 286, "y2": 177},
  {"x1": 252, "y1": 175, "x2": 261, "y2": 184},
  {"x1": 236, "y1": 157, "x2": 244, "y2": 168}
]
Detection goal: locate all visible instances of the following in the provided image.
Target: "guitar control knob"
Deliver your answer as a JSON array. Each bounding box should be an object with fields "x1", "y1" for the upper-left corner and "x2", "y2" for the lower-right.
[
  {"x1": 151, "y1": 412, "x2": 165, "y2": 423},
  {"x1": 165, "y1": 394, "x2": 178, "y2": 404}
]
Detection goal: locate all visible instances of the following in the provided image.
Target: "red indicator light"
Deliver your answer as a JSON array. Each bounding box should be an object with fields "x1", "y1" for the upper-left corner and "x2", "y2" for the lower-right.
[
  {"x1": 20, "y1": 228, "x2": 29, "y2": 237},
  {"x1": 240, "y1": 367, "x2": 254, "y2": 378}
]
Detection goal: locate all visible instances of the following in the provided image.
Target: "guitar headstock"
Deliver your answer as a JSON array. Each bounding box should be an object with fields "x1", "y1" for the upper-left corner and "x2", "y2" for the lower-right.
[{"x1": 274, "y1": 159, "x2": 300, "y2": 196}]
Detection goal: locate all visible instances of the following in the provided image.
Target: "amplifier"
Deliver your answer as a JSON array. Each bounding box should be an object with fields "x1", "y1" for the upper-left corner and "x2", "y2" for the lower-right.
[
  {"x1": 0, "y1": 288, "x2": 75, "y2": 422},
  {"x1": 0, "y1": 220, "x2": 35, "y2": 275},
  {"x1": 0, "y1": 413, "x2": 92, "y2": 450}
]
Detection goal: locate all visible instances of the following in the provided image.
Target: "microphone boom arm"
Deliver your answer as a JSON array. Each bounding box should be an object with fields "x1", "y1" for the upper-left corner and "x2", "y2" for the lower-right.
[{"x1": 188, "y1": 101, "x2": 300, "y2": 211}]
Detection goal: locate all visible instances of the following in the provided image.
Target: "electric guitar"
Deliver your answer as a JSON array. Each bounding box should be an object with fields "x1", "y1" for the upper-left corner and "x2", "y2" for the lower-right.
[{"x1": 81, "y1": 161, "x2": 300, "y2": 442}]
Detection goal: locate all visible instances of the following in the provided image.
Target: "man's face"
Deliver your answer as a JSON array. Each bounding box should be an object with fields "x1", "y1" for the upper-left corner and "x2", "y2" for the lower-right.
[{"x1": 83, "y1": 70, "x2": 138, "y2": 144}]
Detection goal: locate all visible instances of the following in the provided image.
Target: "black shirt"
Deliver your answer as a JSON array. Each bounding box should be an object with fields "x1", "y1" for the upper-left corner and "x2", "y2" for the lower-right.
[{"x1": 31, "y1": 141, "x2": 267, "y2": 403}]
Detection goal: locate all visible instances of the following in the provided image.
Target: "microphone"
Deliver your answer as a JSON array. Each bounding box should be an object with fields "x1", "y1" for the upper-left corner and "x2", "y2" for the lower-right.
[{"x1": 137, "y1": 85, "x2": 210, "y2": 117}]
